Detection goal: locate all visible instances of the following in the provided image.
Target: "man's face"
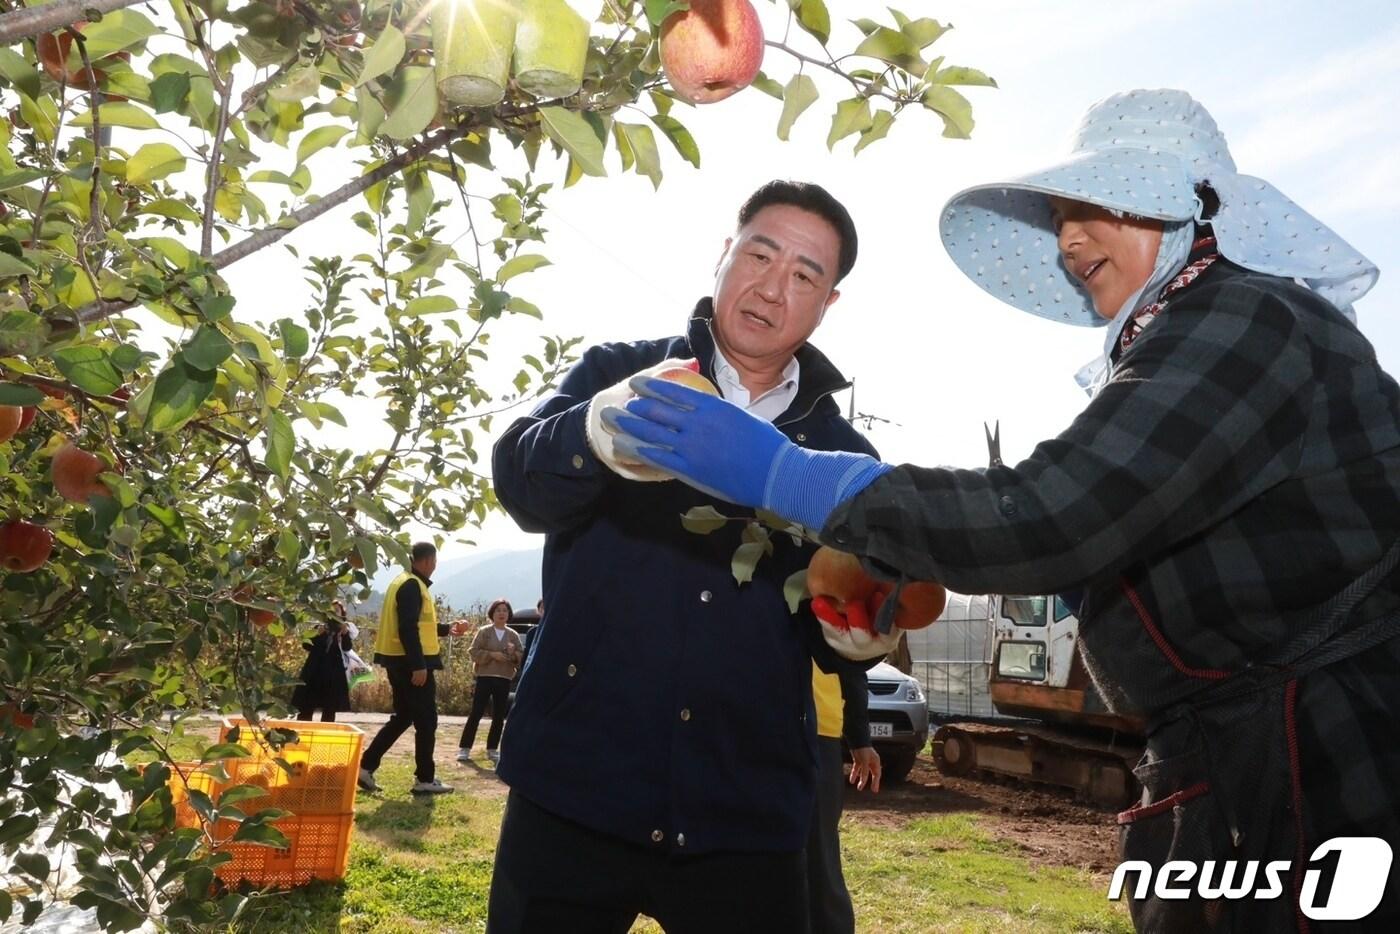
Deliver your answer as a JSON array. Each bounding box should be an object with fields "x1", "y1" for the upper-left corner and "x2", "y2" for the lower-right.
[
  {"x1": 711, "y1": 204, "x2": 843, "y2": 366},
  {"x1": 414, "y1": 554, "x2": 437, "y2": 579}
]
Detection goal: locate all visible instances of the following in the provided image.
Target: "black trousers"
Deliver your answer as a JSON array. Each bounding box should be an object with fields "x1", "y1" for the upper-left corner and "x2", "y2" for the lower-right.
[
  {"x1": 487, "y1": 791, "x2": 809, "y2": 934},
  {"x1": 460, "y1": 676, "x2": 511, "y2": 751},
  {"x1": 360, "y1": 665, "x2": 437, "y2": 783},
  {"x1": 296, "y1": 708, "x2": 337, "y2": 722},
  {"x1": 806, "y1": 736, "x2": 854, "y2": 934}
]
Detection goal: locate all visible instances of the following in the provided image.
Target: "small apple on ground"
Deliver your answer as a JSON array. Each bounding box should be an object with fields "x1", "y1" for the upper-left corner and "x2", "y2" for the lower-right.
[
  {"x1": 0, "y1": 520, "x2": 55, "y2": 572},
  {"x1": 660, "y1": 0, "x2": 765, "y2": 104},
  {"x1": 51, "y1": 442, "x2": 110, "y2": 503}
]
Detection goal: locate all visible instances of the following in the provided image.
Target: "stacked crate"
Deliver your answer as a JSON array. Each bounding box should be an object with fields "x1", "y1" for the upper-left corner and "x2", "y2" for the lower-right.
[{"x1": 167, "y1": 719, "x2": 363, "y2": 887}]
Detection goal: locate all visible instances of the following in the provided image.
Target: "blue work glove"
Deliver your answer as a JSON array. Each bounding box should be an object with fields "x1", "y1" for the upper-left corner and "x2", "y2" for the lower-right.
[{"x1": 601, "y1": 375, "x2": 893, "y2": 530}]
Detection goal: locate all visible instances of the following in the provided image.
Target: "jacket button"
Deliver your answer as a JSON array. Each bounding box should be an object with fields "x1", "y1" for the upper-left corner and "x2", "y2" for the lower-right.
[
  {"x1": 796, "y1": 433, "x2": 807, "y2": 442},
  {"x1": 651, "y1": 829, "x2": 664, "y2": 843},
  {"x1": 680, "y1": 708, "x2": 691, "y2": 721},
  {"x1": 567, "y1": 664, "x2": 577, "y2": 677},
  {"x1": 676, "y1": 833, "x2": 686, "y2": 847},
  {"x1": 699, "y1": 590, "x2": 713, "y2": 603},
  {"x1": 999, "y1": 495, "x2": 1018, "y2": 517},
  {"x1": 571, "y1": 454, "x2": 584, "y2": 469},
  {"x1": 833, "y1": 525, "x2": 852, "y2": 544}
]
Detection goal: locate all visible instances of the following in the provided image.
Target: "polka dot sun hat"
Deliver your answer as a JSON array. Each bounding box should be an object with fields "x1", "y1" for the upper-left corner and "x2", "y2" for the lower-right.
[{"x1": 939, "y1": 89, "x2": 1378, "y2": 327}]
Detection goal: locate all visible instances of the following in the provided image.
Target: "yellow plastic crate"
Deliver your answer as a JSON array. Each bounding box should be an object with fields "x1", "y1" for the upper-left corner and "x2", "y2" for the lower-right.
[
  {"x1": 207, "y1": 811, "x2": 356, "y2": 888},
  {"x1": 217, "y1": 719, "x2": 364, "y2": 814}
]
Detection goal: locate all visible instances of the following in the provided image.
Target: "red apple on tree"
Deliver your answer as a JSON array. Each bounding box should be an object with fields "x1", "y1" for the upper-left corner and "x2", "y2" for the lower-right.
[
  {"x1": 52, "y1": 442, "x2": 111, "y2": 503},
  {"x1": 660, "y1": 0, "x2": 765, "y2": 104},
  {"x1": 0, "y1": 405, "x2": 23, "y2": 443},
  {"x1": 0, "y1": 520, "x2": 55, "y2": 573}
]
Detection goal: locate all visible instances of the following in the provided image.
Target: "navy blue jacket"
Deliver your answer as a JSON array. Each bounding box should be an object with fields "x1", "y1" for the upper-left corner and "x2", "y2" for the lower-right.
[{"x1": 492, "y1": 300, "x2": 878, "y2": 854}]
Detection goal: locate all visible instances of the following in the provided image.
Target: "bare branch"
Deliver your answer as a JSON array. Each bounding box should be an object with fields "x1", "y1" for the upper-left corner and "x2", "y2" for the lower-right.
[
  {"x1": 0, "y1": 0, "x2": 143, "y2": 45},
  {"x1": 202, "y1": 79, "x2": 235, "y2": 256}
]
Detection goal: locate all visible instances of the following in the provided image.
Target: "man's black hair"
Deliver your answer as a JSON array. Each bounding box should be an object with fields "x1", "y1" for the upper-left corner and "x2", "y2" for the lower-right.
[
  {"x1": 737, "y1": 180, "x2": 858, "y2": 284},
  {"x1": 411, "y1": 542, "x2": 437, "y2": 564}
]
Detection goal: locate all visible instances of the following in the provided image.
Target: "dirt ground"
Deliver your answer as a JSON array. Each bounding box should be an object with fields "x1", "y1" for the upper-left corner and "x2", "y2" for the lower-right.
[{"x1": 842, "y1": 754, "x2": 1122, "y2": 878}]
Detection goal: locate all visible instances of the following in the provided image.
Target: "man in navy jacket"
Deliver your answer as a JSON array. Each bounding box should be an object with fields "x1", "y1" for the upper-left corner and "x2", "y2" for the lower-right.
[{"x1": 486, "y1": 182, "x2": 879, "y2": 933}]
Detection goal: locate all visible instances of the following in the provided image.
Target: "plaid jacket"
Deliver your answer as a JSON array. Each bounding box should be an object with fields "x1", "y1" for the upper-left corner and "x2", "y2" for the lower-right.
[{"x1": 825, "y1": 260, "x2": 1400, "y2": 874}]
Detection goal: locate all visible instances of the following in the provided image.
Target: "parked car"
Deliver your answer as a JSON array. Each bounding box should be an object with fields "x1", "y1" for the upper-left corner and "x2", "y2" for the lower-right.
[{"x1": 862, "y1": 661, "x2": 929, "y2": 783}]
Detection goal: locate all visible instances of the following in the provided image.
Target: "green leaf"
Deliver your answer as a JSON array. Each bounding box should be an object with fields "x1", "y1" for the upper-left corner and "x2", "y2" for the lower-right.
[
  {"x1": 277, "y1": 319, "x2": 309, "y2": 357},
  {"x1": 231, "y1": 822, "x2": 290, "y2": 848},
  {"x1": 930, "y1": 65, "x2": 997, "y2": 88},
  {"x1": 853, "y1": 109, "x2": 895, "y2": 154},
  {"x1": 731, "y1": 541, "x2": 766, "y2": 586},
  {"x1": 126, "y1": 142, "x2": 187, "y2": 185},
  {"x1": 645, "y1": 0, "x2": 690, "y2": 27},
  {"x1": 12, "y1": 852, "x2": 49, "y2": 880},
  {"x1": 52, "y1": 346, "x2": 122, "y2": 395},
  {"x1": 109, "y1": 343, "x2": 148, "y2": 372},
  {"x1": 618, "y1": 123, "x2": 662, "y2": 189},
  {"x1": 827, "y1": 97, "x2": 872, "y2": 150},
  {"x1": 538, "y1": 107, "x2": 607, "y2": 177},
  {"x1": 854, "y1": 26, "x2": 923, "y2": 71},
  {"x1": 0, "y1": 382, "x2": 43, "y2": 405},
  {"x1": 784, "y1": 569, "x2": 809, "y2": 614},
  {"x1": 901, "y1": 17, "x2": 951, "y2": 49},
  {"x1": 150, "y1": 72, "x2": 192, "y2": 114},
  {"x1": 0, "y1": 168, "x2": 46, "y2": 192},
  {"x1": 649, "y1": 114, "x2": 700, "y2": 168},
  {"x1": 277, "y1": 527, "x2": 299, "y2": 564},
  {"x1": 141, "y1": 197, "x2": 202, "y2": 222},
  {"x1": 80, "y1": 10, "x2": 160, "y2": 59},
  {"x1": 148, "y1": 353, "x2": 216, "y2": 432},
  {"x1": 777, "y1": 74, "x2": 819, "y2": 141},
  {"x1": 182, "y1": 325, "x2": 232, "y2": 371},
  {"x1": 197, "y1": 294, "x2": 235, "y2": 321},
  {"x1": 920, "y1": 85, "x2": 975, "y2": 139},
  {"x1": 403, "y1": 295, "x2": 456, "y2": 316},
  {"x1": 200, "y1": 743, "x2": 252, "y2": 762},
  {"x1": 296, "y1": 125, "x2": 350, "y2": 166},
  {"x1": 497, "y1": 254, "x2": 551, "y2": 284},
  {"x1": 217, "y1": 784, "x2": 269, "y2": 806},
  {"x1": 0, "y1": 252, "x2": 36, "y2": 277},
  {"x1": 70, "y1": 102, "x2": 160, "y2": 130},
  {"x1": 750, "y1": 71, "x2": 784, "y2": 100},
  {"x1": 263, "y1": 409, "x2": 294, "y2": 480},
  {"x1": 0, "y1": 47, "x2": 40, "y2": 100},
  {"x1": 792, "y1": 0, "x2": 831, "y2": 44},
  {"x1": 269, "y1": 63, "x2": 320, "y2": 103},
  {"x1": 358, "y1": 24, "x2": 406, "y2": 87},
  {"x1": 381, "y1": 66, "x2": 437, "y2": 141},
  {"x1": 680, "y1": 505, "x2": 729, "y2": 534}
]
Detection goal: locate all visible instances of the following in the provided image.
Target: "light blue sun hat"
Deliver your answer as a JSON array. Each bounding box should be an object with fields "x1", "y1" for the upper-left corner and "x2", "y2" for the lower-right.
[{"x1": 939, "y1": 88, "x2": 1378, "y2": 327}]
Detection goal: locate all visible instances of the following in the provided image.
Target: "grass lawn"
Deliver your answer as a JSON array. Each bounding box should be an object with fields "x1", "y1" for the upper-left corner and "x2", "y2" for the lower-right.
[{"x1": 230, "y1": 757, "x2": 1131, "y2": 934}]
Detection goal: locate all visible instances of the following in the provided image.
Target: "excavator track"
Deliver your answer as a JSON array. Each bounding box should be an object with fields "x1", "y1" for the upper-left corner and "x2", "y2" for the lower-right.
[{"x1": 932, "y1": 722, "x2": 1142, "y2": 809}]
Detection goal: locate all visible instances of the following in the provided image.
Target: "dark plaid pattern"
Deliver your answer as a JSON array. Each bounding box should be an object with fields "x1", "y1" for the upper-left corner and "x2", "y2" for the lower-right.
[{"x1": 824, "y1": 260, "x2": 1400, "y2": 919}]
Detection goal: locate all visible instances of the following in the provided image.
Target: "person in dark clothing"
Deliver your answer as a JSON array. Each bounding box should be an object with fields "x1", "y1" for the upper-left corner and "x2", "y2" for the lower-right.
[
  {"x1": 488, "y1": 180, "x2": 880, "y2": 933},
  {"x1": 613, "y1": 91, "x2": 1399, "y2": 931},
  {"x1": 807, "y1": 665, "x2": 879, "y2": 934},
  {"x1": 358, "y1": 542, "x2": 468, "y2": 796},
  {"x1": 291, "y1": 603, "x2": 354, "y2": 722}
]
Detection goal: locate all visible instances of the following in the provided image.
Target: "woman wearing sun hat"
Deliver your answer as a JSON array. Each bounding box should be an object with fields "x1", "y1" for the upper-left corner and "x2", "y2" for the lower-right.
[{"x1": 607, "y1": 89, "x2": 1400, "y2": 930}]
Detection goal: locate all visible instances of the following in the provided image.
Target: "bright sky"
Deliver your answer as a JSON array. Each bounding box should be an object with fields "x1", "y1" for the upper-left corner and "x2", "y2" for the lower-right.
[{"x1": 218, "y1": 0, "x2": 1400, "y2": 558}]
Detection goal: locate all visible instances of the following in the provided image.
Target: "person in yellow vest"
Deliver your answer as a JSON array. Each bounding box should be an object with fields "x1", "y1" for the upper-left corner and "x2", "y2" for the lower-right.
[
  {"x1": 358, "y1": 542, "x2": 468, "y2": 795},
  {"x1": 807, "y1": 664, "x2": 881, "y2": 934}
]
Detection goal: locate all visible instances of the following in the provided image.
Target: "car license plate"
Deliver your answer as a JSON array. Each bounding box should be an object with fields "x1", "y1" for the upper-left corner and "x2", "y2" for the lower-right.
[{"x1": 870, "y1": 722, "x2": 893, "y2": 738}]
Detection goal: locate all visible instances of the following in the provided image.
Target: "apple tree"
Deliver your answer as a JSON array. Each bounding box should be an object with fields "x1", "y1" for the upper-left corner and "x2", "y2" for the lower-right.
[{"x1": 0, "y1": 0, "x2": 991, "y2": 927}]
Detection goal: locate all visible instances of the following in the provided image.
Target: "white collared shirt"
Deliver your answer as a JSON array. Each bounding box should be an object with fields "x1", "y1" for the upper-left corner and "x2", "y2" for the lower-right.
[{"x1": 712, "y1": 347, "x2": 800, "y2": 424}]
